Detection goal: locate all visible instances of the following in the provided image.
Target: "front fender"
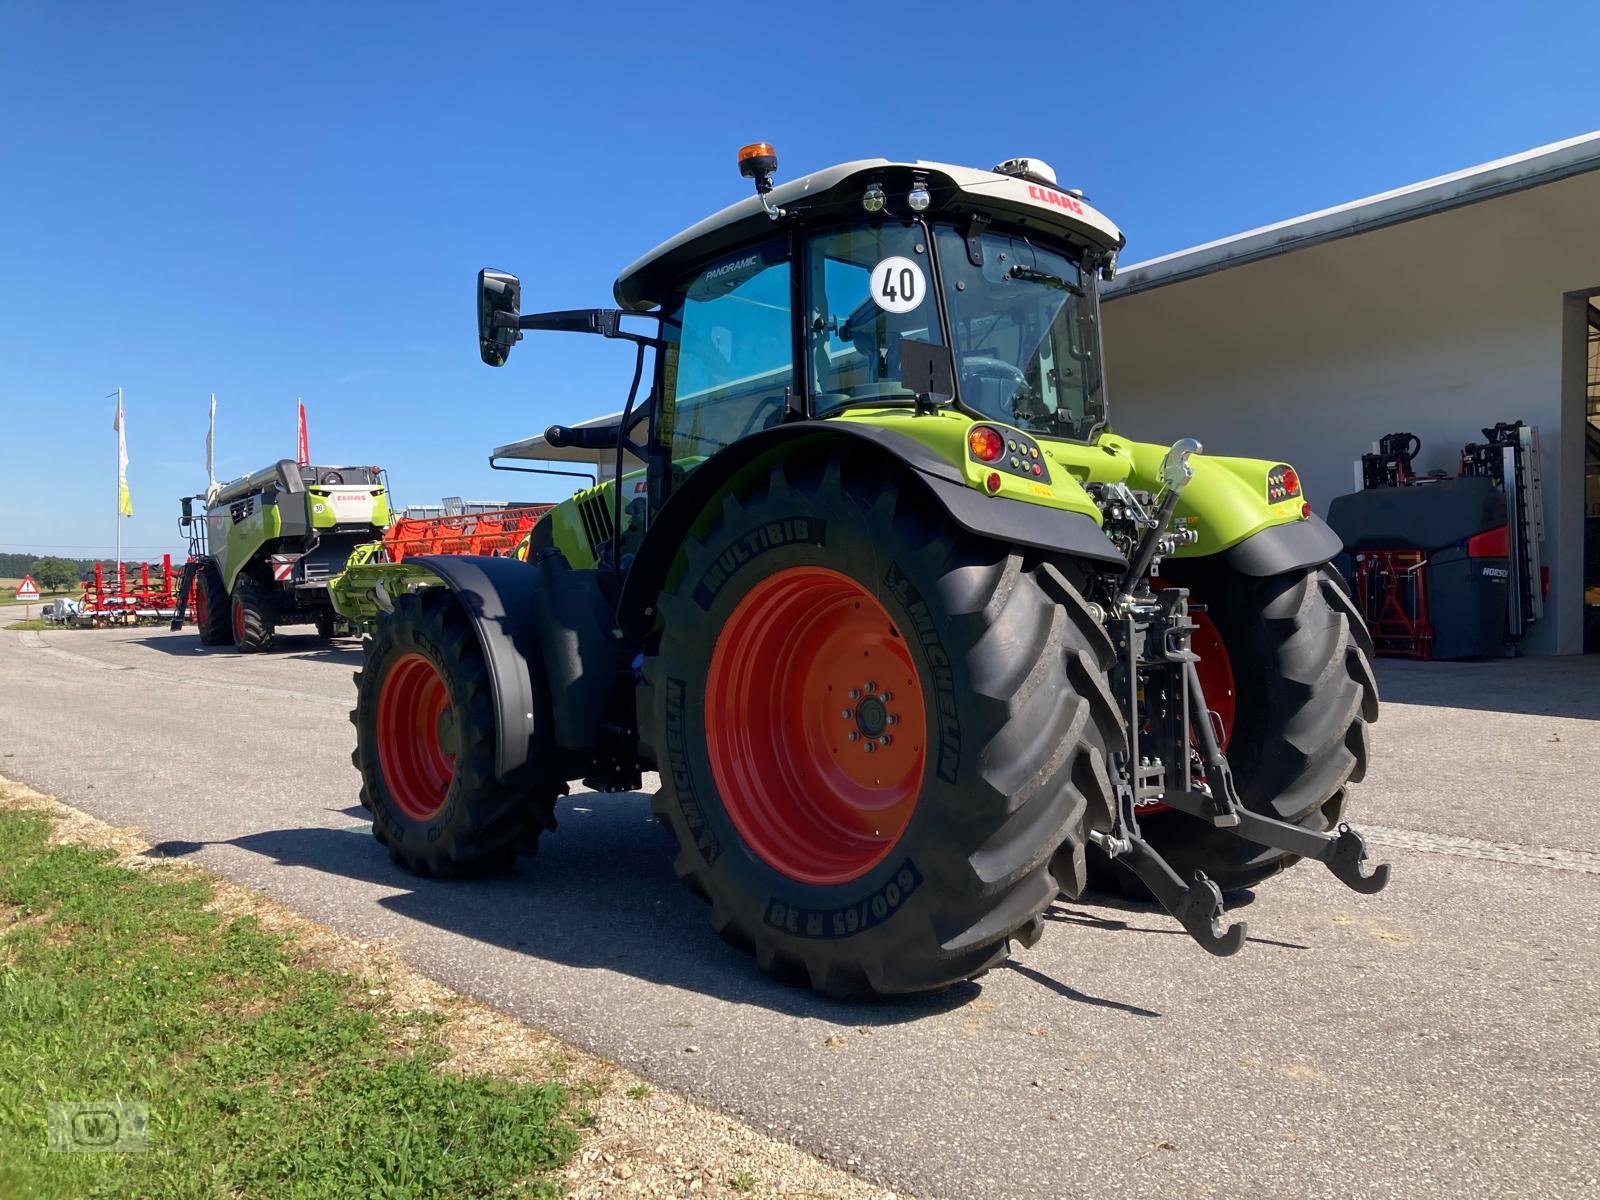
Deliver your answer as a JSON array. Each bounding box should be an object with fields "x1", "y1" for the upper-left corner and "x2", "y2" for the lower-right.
[
  {"x1": 616, "y1": 423, "x2": 1124, "y2": 639},
  {"x1": 409, "y1": 555, "x2": 545, "y2": 781}
]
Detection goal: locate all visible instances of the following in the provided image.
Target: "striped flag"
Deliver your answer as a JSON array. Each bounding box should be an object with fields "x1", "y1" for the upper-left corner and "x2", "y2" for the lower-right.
[
  {"x1": 113, "y1": 392, "x2": 133, "y2": 518},
  {"x1": 297, "y1": 398, "x2": 309, "y2": 466}
]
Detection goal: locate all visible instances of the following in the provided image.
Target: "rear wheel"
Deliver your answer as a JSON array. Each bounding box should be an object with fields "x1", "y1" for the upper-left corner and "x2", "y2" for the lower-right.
[
  {"x1": 192, "y1": 561, "x2": 233, "y2": 647},
  {"x1": 231, "y1": 575, "x2": 275, "y2": 653},
  {"x1": 643, "y1": 453, "x2": 1122, "y2": 998},
  {"x1": 1107, "y1": 562, "x2": 1379, "y2": 893},
  {"x1": 352, "y1": 588, "x2": 558, "y2": 876},
  {"x1": 314, "y1": 611, "x2": 337, "y2": 640}
]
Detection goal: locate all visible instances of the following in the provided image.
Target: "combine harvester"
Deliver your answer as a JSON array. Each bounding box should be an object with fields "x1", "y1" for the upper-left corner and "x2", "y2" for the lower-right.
[
  {"x1": 172, "y1": 460, "x2": 391, "y2": 651},
  {"x1": 344, "y1": 145, "x2": 1388, "y2": 997}
]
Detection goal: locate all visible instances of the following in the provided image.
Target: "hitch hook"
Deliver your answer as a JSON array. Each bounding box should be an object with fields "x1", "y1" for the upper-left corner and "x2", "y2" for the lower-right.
[
  {"x1": 1326, "y1": 824, "x2": 1391, "y2": 894},
  {"x1": 1119, "y1": 834, "x2": 1247, "y2": 957}
]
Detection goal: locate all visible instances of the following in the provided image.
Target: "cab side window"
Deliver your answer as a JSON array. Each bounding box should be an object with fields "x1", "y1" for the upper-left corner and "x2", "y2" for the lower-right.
[
  {"x1": 805, "y1": 222, "x2": 941, "y2": 414},
  {"x1": 659, "y1": 241, "x2": 794, "y2": 469}
]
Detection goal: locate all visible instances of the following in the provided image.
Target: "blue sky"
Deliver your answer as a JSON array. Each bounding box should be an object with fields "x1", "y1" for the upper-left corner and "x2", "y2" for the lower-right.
[{"x1": 1, "y1": 1, "x2": 1595, "y2": 559}]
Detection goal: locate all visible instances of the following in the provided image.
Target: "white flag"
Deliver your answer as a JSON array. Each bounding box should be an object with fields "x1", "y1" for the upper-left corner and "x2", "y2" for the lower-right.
[
  {"x1": 205, "y1": 393, "x2": 218, "y2": 499},
  {"x1": 113, "y1": 392, "x2": 132, "y2": 518}
]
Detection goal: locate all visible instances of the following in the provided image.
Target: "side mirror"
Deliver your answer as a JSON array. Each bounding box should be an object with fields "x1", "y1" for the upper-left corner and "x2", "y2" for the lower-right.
[{"x1": 478, "y1": 269, "x2": 522, "y2": 366}]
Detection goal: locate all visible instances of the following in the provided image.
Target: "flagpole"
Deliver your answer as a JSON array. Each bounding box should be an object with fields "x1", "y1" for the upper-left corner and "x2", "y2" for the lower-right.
[{"x1": 115, "y1": 387, "x2": 123, "y2": 594}]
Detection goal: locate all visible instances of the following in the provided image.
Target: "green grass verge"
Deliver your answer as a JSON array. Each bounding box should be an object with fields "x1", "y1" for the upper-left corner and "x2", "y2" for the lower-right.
[
  {"x1": 4, "y1": 620, "x2": 49, "y2": 631},
  {"x1": 0, "y1": 807, "x2": 579, "y2": 1198}
]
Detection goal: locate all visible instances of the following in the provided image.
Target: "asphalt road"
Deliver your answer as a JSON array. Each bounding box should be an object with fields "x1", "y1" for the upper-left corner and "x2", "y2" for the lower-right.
[{"x1": 3, "y1": 626, "x2": 1596, "y2": 1199}]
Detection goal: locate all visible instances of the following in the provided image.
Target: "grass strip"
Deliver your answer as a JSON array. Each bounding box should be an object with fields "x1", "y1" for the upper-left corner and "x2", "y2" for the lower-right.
[{"x1": 0, "y1": 806, "x2": 578, "y2": 1199}]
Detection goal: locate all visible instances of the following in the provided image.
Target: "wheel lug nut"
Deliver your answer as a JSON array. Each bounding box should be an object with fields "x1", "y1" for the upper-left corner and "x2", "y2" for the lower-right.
[
  {"x1": 864, "y1": 681, "x2": 877, "y2": 693},
  {"x1": 886, "y1": 714, "x2": 899, "y2": 726},
  {"x1": 863, "y1": 741, "x2": 876, "y2": 753},
  {"x1": 878, "y1": 735, "x2": 892, "y2": 747},
  {"x1": 841, "y1": 709, "x2": 853, "y2": 720},
  {"x1": 847, "y1": 731, "x2": 859, "y2": 742},
  {"x1": 879, "y1": 691, "x2": 892, "y2": 703},
  {"x1": 848, "y1": 689, "x2": 860, "y2": 700}
]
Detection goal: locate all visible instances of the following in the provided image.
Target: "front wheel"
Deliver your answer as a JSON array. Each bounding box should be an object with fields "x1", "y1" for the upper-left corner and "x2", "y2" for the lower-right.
[
  {"x1": 192, "y1": 561, "x2": 233, "y2": 647},
  {"x1": 231, "y1": 575, "x2": 275, "y2": 653},
  {"x1": 642, "y1": 453, "x2": 1122, "y2": 998},
  {"x1": 352, "y1": 588, "x2": 557, "y2": 877}
]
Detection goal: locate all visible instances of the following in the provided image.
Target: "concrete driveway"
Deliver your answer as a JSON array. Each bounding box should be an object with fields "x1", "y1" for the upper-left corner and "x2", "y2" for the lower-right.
[{"x1": 2, "y1": 626, "x2": 1595, "y2": 1199}]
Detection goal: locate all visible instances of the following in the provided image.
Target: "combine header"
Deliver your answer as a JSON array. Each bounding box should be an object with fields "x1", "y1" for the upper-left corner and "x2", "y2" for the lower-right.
[
  {"x1": 329, "y1": 503, "x2": 553, "y2": 634},
  {"x1": 346, "y1": 145, "x2": 1388, "y2": 997}
]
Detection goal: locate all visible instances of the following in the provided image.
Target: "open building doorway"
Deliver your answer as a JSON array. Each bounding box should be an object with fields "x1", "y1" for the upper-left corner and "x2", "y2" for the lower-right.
[{"x1": 1586, "y1": 299, "x2": 1600, "y2": 651}]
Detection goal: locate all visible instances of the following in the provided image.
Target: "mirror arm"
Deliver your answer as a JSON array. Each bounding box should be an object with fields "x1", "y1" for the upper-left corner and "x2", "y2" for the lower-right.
[{"x1": 513, "y1": 307, "x2": 664, "y2": 348}]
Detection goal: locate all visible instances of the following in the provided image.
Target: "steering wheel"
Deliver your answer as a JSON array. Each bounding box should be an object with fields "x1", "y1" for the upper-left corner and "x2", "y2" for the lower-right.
[{"x1": 961, "y1": 356, "x2": 1034, "y2": 414}]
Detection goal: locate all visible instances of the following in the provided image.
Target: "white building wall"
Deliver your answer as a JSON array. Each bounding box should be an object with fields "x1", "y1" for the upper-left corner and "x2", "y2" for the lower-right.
[{"x1": 1102, "y1": 169, "x2": 1600, "y2": 655}]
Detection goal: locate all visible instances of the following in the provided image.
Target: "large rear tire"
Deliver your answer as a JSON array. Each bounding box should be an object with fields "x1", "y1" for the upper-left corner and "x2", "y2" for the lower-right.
[
  {"x1": 192, "y1": 561, "x2": 233, "y2": 647},
  {"x1": 231, "y1": 575, "x2": 275, "y2": 653},
  {"x1": 642, "y1": 453, "x2": 1121, "y2": 999},
  {"x1": 351, "y1": 588, "x2": 558, "y2": 877},
  {"x1": 1109, "y1": 561, "x2": 1378, "y2": 893}
]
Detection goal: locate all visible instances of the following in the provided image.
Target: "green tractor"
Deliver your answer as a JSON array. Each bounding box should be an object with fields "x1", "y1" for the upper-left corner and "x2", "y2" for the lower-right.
[
  {"x1": 174, "y1": 459, "x2": 391, "y2": 651},
  {"x1": 351, "y1": 146, "x2": 1386, "y2": 997}
]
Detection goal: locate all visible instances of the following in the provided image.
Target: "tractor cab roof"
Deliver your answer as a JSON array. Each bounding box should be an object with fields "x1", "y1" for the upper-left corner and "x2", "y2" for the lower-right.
[{"x1": 614, "y1": 158, "x2": 1125, "y2": 311}]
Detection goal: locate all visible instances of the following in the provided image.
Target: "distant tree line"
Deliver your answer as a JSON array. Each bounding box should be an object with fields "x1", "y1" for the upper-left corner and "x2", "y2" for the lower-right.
[{"x1": 0, "y1": 553, "x2": 162, "y2": 592}]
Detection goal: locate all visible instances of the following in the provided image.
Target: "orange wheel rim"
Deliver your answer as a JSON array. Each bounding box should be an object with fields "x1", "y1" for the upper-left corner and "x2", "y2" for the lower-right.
[
  {"x1": 705, "y1": 566, "x2": 926, "y2": 885},
  {"x1": 376, "y1": 652, "x2": 456, "y2": 820}
]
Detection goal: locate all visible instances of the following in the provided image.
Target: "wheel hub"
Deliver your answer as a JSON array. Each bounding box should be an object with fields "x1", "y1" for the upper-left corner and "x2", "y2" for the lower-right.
[{"x1": 854, "y1": 693, "x2": 889, "y2": 740}]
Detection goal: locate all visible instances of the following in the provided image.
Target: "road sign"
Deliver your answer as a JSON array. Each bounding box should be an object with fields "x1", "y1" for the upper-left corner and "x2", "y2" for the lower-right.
[{"x1": 15, "y1": 575, "x2": 40, "y2": 601}]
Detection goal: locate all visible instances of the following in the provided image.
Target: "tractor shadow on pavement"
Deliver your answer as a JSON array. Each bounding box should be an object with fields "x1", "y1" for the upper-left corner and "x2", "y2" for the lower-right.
[
  {"x1": 152, "y1": 790, "x2": 1161, "y2": 1024},
  {"x1": 132, "y1": 633, "x2": 365, "y2": 666},
  {"x1": 1049, "y1": 889, "x2": 1311, "y2": 953}
]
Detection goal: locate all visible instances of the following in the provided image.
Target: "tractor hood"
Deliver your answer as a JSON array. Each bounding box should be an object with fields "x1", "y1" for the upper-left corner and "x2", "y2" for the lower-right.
[{"x1": 614, "y1": 158, "x2": 1125, "y2": 311}]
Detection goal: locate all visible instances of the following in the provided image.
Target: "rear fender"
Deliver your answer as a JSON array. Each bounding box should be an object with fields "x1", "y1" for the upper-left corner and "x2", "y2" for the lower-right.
[{"x1": 616, "y1": 423, "x2": 1124, "y2": 639}]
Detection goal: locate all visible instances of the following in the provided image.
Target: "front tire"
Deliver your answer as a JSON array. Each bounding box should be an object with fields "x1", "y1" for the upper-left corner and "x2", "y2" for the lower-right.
[
  {"x1": 192, "y1": 561, "x2": 233, "y2": 647},
  {"x1": 352, "y1": 588, "x2": 557, "y2": 877},
  {"x1": 642, "y1": 453, "x2": 1121, "y2": 998},
  {"x1": 231, "y1": 575, "x2": 275, "y2": 653},
  {"x1": 1120, "y1": 562, "x2": 1379, "y2": 893}
]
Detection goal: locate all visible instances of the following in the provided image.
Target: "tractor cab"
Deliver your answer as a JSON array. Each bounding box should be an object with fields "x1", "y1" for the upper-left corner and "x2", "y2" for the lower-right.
[{"x1": 479, "y1": 148, "x2": 1126, "y2": 545}]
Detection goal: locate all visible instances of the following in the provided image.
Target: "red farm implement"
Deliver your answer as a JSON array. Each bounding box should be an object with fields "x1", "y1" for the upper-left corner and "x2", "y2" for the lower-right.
[
  {"x1": 381, "y1": 505, "x2": 553, "y2": 562},
  {"x1": 79, "y1": 556, "x2": 186, "y2": 627}
]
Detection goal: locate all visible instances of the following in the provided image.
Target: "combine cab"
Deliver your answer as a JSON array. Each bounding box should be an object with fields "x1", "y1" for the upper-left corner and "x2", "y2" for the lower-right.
[
  {"x1": 349, "y1": 146, "x2": 1387, "y2": 996},
  {"x1": 173, "y1": 460, "x2": 390, "y2": 651}
]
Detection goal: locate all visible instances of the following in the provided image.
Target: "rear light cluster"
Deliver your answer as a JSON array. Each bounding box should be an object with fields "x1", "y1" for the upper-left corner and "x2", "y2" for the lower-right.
[
  {"x1": 968, "y1": 424, "x2": 1049, "y2": 489},
  {"x1": 968, "y1": 426, "x2": 1005, "y2": 462},
  {"x1": 1267, "y1": 463, "x2": 1301, "y2": 504}
]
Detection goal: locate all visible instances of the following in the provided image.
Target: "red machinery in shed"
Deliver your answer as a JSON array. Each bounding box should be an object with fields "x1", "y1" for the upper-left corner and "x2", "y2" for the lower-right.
[{"x1": 1328, "y1": 423, "x2": 1546, "y2": 659}]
